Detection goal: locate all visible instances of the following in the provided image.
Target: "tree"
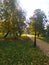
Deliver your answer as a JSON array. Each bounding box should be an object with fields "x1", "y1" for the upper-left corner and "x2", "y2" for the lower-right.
[
  {"x1": 0, "y1": 0, "x2": 26, "y2": 38},
  {"x1": 30, "y1": 9, "x2": 47, "y2": 37},
  {"x1": 16, "y1": 10, "x2": 26, "y2": 36},
  {"x1": 0, "y1": 0, "x2": 4, "y2": 36}
]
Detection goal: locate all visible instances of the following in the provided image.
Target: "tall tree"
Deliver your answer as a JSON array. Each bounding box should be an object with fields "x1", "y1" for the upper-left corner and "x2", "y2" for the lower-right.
[
  {"x1": 0, "y1": 0, "x2": 26, "y2": 38},
  {"x1": 30, "y1": 9, "x2": 47, "y2": 37}
]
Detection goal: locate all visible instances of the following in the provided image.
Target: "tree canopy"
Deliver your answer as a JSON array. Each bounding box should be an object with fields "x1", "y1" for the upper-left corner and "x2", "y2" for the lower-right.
[
  {"x1": 0, "y1": 0, "x2": 26, "y2": 38},
  {"x1": 30, "y1": 9, "x2": 47, "y2": 36}
]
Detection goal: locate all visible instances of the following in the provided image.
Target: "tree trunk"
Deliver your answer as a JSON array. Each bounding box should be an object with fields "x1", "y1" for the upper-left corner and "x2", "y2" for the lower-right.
[{"x1": 4, "y1": 31, "x2": 9, "y2": 38}]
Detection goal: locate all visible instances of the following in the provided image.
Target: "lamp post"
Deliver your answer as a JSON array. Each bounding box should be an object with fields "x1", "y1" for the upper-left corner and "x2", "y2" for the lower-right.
[{"x1": 33, "y1": 15, "x2": 37, "y2": 47}]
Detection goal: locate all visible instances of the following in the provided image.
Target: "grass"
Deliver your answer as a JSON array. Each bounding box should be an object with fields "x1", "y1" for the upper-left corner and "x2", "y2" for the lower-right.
[
  {"x1": 39, "y1": 36, "x2": 49, "y2": 43},
  {"x1": 21, "y1": 34, "x2": 27, "y2": 37},
  {"x1": 0, "y1": 37, "x2": 49, "y2": 65}
]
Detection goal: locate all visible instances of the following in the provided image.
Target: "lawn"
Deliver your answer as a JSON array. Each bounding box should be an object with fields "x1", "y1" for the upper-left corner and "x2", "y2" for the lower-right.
[{"x1": 0, "y1": 37, "x2": 49, "y2": 65}]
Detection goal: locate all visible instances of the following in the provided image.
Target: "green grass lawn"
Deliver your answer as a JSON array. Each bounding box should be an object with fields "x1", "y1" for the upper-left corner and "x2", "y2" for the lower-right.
[
  {"x1": 0, "y1": 37, "x2": 49, "y2": 65},
  {"x1": 39, "y1": 36, "x2": 49, "y2": 43}
]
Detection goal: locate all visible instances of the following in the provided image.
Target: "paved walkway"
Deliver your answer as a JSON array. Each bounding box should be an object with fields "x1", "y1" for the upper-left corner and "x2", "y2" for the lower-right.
[{"x1": 27, "y1": 35, "x2": 49, "y2": 56}]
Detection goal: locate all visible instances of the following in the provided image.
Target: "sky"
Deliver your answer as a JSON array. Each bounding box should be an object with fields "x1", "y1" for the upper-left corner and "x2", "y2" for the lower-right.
[{"x1": 19, "y1": 0, "x2": 49, "y2": 19}]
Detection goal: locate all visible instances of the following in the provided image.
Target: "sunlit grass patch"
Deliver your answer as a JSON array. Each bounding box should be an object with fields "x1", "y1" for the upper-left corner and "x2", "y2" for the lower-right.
[{"x1": 21, "y1": 34, "x2": 27, "y2": 37}]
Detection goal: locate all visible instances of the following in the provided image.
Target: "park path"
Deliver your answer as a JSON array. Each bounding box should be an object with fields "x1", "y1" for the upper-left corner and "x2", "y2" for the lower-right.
[{"x1": 27, "y1": 35, "x2": 49, "y2": 56}]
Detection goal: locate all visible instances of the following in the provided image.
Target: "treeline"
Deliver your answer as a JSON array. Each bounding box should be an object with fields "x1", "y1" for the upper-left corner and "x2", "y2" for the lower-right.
[
  {"x1": 0, "y1": 0, "x2": 26, "y2": 38},
  {"x1": 27, "y1": 9, "x2": 49, "y2": 37},
  {"x1": 0, "y1": 0, "x2": 49, "y2": 38}
]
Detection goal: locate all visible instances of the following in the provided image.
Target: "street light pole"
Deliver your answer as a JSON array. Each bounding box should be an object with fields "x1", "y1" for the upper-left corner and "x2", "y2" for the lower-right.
[
  {"x1": 33, "y1": 15, "x2": 37, "y2": 47},
  {"x1": 34, "y1": 25, "x2": 36, "y2": 47}
]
